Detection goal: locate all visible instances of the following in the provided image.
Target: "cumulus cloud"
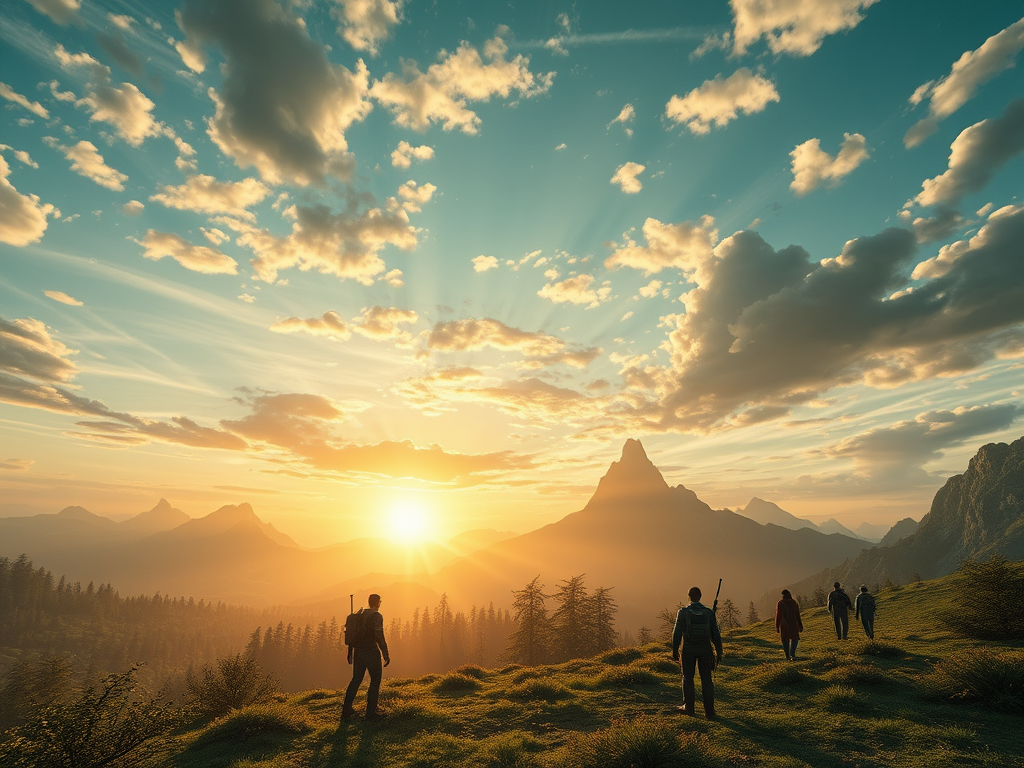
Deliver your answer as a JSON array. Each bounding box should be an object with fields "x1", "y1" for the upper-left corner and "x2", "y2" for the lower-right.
[
  {"x1": 0, "y1": 146, "x2": 38, "y2": 169},
  {"x1": 177, "y1": 0, "x2": 373, "y2": 186},
  {"x1": 909, "y1": 208, "x2": 963, "y2": 244},
  {"x1": 271, "y1": 311, "x2": 352, "y2": 341},
  {"x1": 352, "y1": 306, "x2": 418, "y2": 346},
  {"x1": 911, "y1": 98, "x2": 1024, "y2": 208},
  {"x1": 149, "y1": 175, "x2": 270, "y2": 221},
  {"x1": 610, "y1": 162, "x2": 645, "y2": 194},
  {"x1": 605, "y1": 215, "x2": 719, "y2": 279},
  {"x1": 383, "y1": 268, "x2": 404, "y2": 287},
  {"x1": 46, "y1": 138, "x2": 128, "y2": 191},
  {"x1": 905, "y1": 16, "x2": 1024, "y2": 148},
  {"x1": 138, "y1": 230, "x2": 239, "y2": 275},
  {"x1": 789, "y1": 133, "x2": 869, "y2": 195},
  {"x1": 0, "y1": 82, "x2": 50, "y2": 119},
  {"x1": 638, "y1": 279, "x2": 663, "y2": 298},
  {"x1": 537, "y1": 274, "x2": 611, "y2": 309},
  {"x1": 332, "y1": 0, "x2": 403, "y2": 55},
  {"x1": 608, "y1": 103, "x2": 635, "y2": 135},
  {"x1": 427, "y1": 317, "x2": 598, "y2": 368},
  {"x1": 121, "y1": 200, "x2": 144, "y2": 216},
  {"x1": 391, "y1": 140, "x2": 434, "y2": 168},
  {"x1": 397, "y1": 179, "x2": 436, "y2": 212},
  {"x1": 0, "y1": 317, "x2": 79, "y2": 383},
  {"x1": 370, "y1": 31, "x2": 555, "y2": 134},
  {"x1": 665, "y1": 68, "x2": 779, "y2": 134},
  {"x1": 44, "y1": 290, "x2": 83, "y2": 306},
  {"x1": 472, "y1": 255, "x2": 499, "y2": 272},
  {"x1": 24, "y1": 0, "x2": 81, "y2": 25},
  {"x1": 730, "y1": 0, "x2": 879, "y2": 57},
  {"x1": 0, "y1": 155, "x2": 55, "y2": 246},
  {"x1": 54, "y1": 45, "x2": 161, "y2": 146}
]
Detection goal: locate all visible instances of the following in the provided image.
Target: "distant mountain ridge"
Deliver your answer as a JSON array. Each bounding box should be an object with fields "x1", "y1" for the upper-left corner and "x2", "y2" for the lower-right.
[{"x1": 738, "y1": 498, "x2": 880, "y2": 542}]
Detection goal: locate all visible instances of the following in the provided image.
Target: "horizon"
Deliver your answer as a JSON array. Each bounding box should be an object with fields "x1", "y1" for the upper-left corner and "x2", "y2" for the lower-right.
[{"x1": 2, "y1": 1, "x2": 1024, "y2": 549}]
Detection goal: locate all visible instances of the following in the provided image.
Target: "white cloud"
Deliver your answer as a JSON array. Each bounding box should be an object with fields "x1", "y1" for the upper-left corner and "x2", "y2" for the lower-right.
[
  {"x1": 605, "y1": 215, "x2": 719, "y2": 279},
  {"x1": 0, "y1": 156, "x2": 55, "y2": 247},
  {"x1": 912, "y1": 98, "x2": 1024, "y2": 208},
  {"x1": 371, "y1": 31, "x2": 555, "y2": 134},
  {"x1": 789, "y1": 133, "x2": 869, "y2": 195},
  {"x1": 150, "y1": 175, "x2": 270, "y2": 221},
  {"x1": 665, "y1": 68, "x2": 779, "y2": 135},
  {"x1": 202, "y1": 227, "x2": 230, "y2": 245},
  {"x1": 391, "y1": 140, "x2": 434, "y2": 168},
  {"x1": 238, "y1": 293, "x2": 255, "y2": 303},
  {"x1": 331, "y1": 0, "x2": 404, "y2": 56},
  {"x1": 270, "y1": 311, "x2": 352, "y2": 341},
  {"x1": 911, "y1": 239, "x2": 969, "y2": 280},
  {"x1": 177, "y1": 0, "x2": 373, "y2": 186},
  {"x1": 472, "y1": 255, "x2": 499, "y2": 272},
  {"x1": 397, "y1": 179, "x2": 436, "y2": 212},
  {"x1": 427, "y1": 317, "x2": 599, "y2": 368},
  {"x1": 44, "y1": 290, "x2": 83, "y2": 306},
  {"x1": 730, "y1": 0, "x2": 879, "y2": 57},
  {"x1": 537, "y1": 273, "x2": 611, "y2": 309},
  {"x1": 138, "y1": 230, "x2": 239, "y2": 275},
  {"x1": 0, "y1": 82, "x2": 49, "y2": 119},
  {"x1": 610, "y1": 162, "x2": 645, "y2": 194},
  {"x1": 383, "y1": 268, "x2": 404, "y2": 287},
  {"x1": 639, "y1": 279, "x2": 663, "y2": 298},
  {"x1": 0, "y1": 144, "x2": 39, "y2": 169},
  {"x1": 47, "y1": 139, "x2": 127, "y2": 191},
  {"x1": 554, "y1": 143, "x2": 567, "y2": 151},
  {"x1": 608, "y1": 103, "x2": 635, "y2": 135},
  {"x1": 54, "y1": 45, "x2": 161, "y2": 146},
  {"x1": 121, "y1": 200, "x2": 145, "y2": 216},
  {"x1": 24, "y1": 0, "x2": 81, "y2": 25},
  {"x1": 905, "y1": 16, "x2": 1024, "y2": 148},
  {"x1": 353, "y1": 306, "x2": 418, "y2": 346}
]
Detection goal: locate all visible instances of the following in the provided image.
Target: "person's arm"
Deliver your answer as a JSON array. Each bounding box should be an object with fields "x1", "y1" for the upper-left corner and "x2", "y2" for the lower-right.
[
  {"x1": 671, "y1": 609, "x2": 684, "y2": 660},
  {"x1": 775, "y1": 602, "x2": 782, "y2": 633},
  {"x1": 854, "y1": 594, "x2": 860, "y2": 619},
  {"x1": 710, "y1": 612, "x2": 724, "y2": 664},
  {"x1": 374, "y1": 614, "x2": 390, "y2": 666}
]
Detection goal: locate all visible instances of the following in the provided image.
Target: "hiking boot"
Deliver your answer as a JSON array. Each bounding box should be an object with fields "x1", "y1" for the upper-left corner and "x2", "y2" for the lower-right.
[
  {"x1": 365, "y1": 712, "x2": 386, "y2": 722},
  {"x1": 675, "y1": 705, "x2": 695, "y2": 716},
  {"x1": 705, "y1": 710, "x2": 717, "y2": 720},
  {"x1": 341, "y1": 705, "x2": 355, "y2": 720}
]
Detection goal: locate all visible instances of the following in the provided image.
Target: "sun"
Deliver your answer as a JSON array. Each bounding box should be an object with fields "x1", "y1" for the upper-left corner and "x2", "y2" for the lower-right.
[{"x1": 387, "y1": 500, "x2": 430, "y2": 542}]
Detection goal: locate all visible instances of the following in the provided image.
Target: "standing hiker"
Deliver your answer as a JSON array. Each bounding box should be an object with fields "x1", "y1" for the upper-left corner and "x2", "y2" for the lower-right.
[
  {"x1": 343, "y1": 593, "x2": 391, "y2": 721},
  {"x1": 671, "y1": 586, "x2": 724, "y2": 720},
  {"x1": 854, "y1": 585, "x2": 876, "y2": 640},
  {"x1": 775, "y1": 589, "x2": 803, "y2": 661},
  {"x1": 827, "y1": 582, "x2": 852, "y2": 640}
]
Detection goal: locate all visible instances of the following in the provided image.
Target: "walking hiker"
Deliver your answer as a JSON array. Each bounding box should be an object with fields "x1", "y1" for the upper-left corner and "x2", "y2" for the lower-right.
[
  {"x1": 854, "y1": 585, "x2": 876, "y2": 640},
  {"x1": 775, "y1": 589, "x2": 803, "y2": 661},
  {"x1": 671, "y1": 586, "x2": 724, "y2": 720},
  {"x1": 827, "y1": 582, "x2": 852, "y2": 640},
  {"x1": 343, "y1": 593, "x2": 391, "y2": 721}
]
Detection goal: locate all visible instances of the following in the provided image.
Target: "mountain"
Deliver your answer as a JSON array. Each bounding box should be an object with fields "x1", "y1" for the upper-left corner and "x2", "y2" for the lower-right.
[
  {"x1": 817, "y1": 518, "x2": 866, "y2": 540},
  {"x1": 778, "y1": 436, "x2": 1024, "y2": 602},
  {"x1": 120, "y1": 499, "x2": 190, "y2": 534},
  {"x1": 739, "y1": 498, "x2": 818, "y2": 531},
  {"x1": 154, "y1": 503, "x2": 299, "y2": 548},
  {"x1": 879, "y1": 517, "x2": 920, "y2": 547},
  {"x1": 856, "y1": 522, "x2": 890, "y2": 542}
]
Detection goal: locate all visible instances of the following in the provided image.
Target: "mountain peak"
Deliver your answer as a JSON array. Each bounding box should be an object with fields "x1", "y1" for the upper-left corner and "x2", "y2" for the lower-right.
[
  {"x1": 590, "y1": 439, "x2": 669, "y2": 504},
  {"x1": 153, "y1": 498, "x2": 172, "y2": 512},
  {"x1": 122, "y1": 499, "x2": 190, "y2": 533}
]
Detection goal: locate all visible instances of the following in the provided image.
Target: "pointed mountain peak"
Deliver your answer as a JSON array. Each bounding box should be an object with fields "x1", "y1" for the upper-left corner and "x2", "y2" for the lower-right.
[
  {"x1": 152, "y1": 498, "x2": 173, "y2": 512},
  {"x1": 590, "y1": 439, "x2": 669, "y2": 504}
]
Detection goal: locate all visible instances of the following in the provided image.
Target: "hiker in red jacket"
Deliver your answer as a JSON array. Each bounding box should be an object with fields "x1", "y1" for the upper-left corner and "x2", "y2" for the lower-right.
[{"x1": 775, "y1": 589, "x2": 803, "y2": 661}]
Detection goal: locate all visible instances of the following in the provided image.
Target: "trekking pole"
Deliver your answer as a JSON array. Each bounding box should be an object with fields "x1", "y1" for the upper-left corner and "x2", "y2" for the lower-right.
[{"x1": 712, "y1": 579, "x2": 722, "y2": 614}]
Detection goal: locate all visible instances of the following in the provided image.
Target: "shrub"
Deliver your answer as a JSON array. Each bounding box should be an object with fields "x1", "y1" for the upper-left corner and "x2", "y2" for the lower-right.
[
  {"x1": 855, "y1": 640, "x2": 905, "y2": 659},
  {"x1": 479, "y1": 732, "x2": 544, "y2": 768},
  {"x1": 920, "y1": 648, "x2": 1024, "y2": 713},
  {"x1": 186, "y1": 654, "x2": 278, "y2": 718},
  {"x1": 434, "y1": 673, "x2": 482, "y2": 693},
  {"x1": 507, "y1": 679, "x2": 572, "y2": 702},
  {"x1": 569, "y1": 716, "x2": 717, "y2": 768},
  {"x1": 823, "y1": 664, "x2": 888, "y2": 687},
  {"x1": 0, "y1": 657, "x2": 74, "y2": 730},
  {"x1": 750, "y1": 663, "x2": 811, "y2": 688},
  {"x1": 598, "y1": 648, "x2": 644, "y2": 665},
  {"x1": 402, "y1": 733, "x2": 473, "y2": 768},
  {"x1": 594, "y1": 665, "x2": 662, "y2": 689},
  {"x1": 643, "y1": 658, "x2": 682, "y2": 675},
  {"x1": 202, "y1": 703, "x2": 308, "y2": 743},
  {"x1": 814, "y1": 684, "x2": 868, "y2": 714},
  {"x1": 942, "y1": 556, "x2": 1024, "y2": 640},
  {"x1": 453, "y1": 664, "x2": 488, "y2": 679}
]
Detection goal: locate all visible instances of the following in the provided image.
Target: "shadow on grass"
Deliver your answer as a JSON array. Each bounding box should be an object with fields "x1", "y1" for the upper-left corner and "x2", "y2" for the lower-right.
[{"x1": 175, "y1": 704, "x2": 310, "y2": 768}]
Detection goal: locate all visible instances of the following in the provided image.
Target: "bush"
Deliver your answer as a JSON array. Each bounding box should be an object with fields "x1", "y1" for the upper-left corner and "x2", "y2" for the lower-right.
[
  {"x1": 920, "y1": 648, "x2": 1024, "y2": 713},
  {"x1": 569, "y1": 716, "x2": 717, "y2": 768},
  {"x1": 434, "y1": 673, "x2": 482, "y2": 693},
  {"x1": 943, "y1": 556, "x2": 1024, "y2": 640},
  {"x1": 186, "y1": 654, "x2": 278, "y2": 718},
  {"x1": 0, "y1": 657, "x2": 74, "y2": 730},
  {"x1": 453, "y1": 664, "x2": 488, "y2": 679},
  {"x1": 202, "y1": 703, "x2": 308, "y2": 744},
  {"x1": 814, "y1": 684, "x2": 868, "y2": 714}
]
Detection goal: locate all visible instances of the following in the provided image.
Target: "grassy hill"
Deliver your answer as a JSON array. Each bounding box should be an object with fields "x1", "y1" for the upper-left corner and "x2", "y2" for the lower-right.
[{"x1": 154, "y1": 566, "x2": 1024, "y2": 768}]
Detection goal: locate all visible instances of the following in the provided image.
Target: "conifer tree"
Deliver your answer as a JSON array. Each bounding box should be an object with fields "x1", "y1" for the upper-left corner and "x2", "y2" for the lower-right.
[
  {"x1": 590, "y1": 586, "x2": 618, "y2": 654},
  {"x1": 504, "y1": 576, "x2": 550, "y2": 666},
  {"x1": 746, "y1": 602, "x2": 760, "y2": 625},
  {"x1": 636, "y1": 626, "x2": 652, "y2": 645},
  {"x1": 718, "y1": 598, "x2": 741, "y2": 630},
  {"x1": 550, "y1": 575, "x2": 590, "y2": 662}
]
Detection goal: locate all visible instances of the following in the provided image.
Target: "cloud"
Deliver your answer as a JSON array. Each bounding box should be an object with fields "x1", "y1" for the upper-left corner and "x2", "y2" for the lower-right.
[
  {"x1": 0, "y1": 458, "x2": 33, "y2": 471},
  {"x1": 44, "y1": 290, "x2": 83, "y2": 306},
  {"x1": 909, "y1": 208, "x2": 963, "y2": 244},
  {"x1": 472, "y1": 255, "x2": 499, "y2": 272},
  {"x1": 427, "y1": 317, "x2": 598, "y2": 368},
  {"x1": 177, "y1": 0, "x2": 373, "y2": 186},
  {"x1": 537, "y1": 274, "x2": 611, "y2": 309},
  {"x1": 639, "y1": 279, "x2": 663, "y2": 298},
  {"x1": 137, "y1": 230, "x2": 239, "y2": 275},
  {"x1": 271, "y1": 311, "x2": 352, "y2": 341},
  {"x1": 150, "y1": 175, "x2": 270, "y2": 221},
  {"x1": 0, "y1": 317, "x2": 78, "y2": 383},
  {"x1": 730, "y1": 0, "x2": 879, "y2": 57},
  {"x1": 383, "y1": 268, "x2": 404, "y2": 287},
  {"x1": 905, "y1": 16, "x2": 1024, "y2": 148},
  {"x1": 331, "y1": 0, "x2": 403, "y2": 56},
  {"x1": 353, "y1": 306, "x2": 418, "y2": 345},
  {"x1": 46, "y1": 138, "x2": 128, "y2": 190},
  {"x1": 97, "y1": 25, "x2": 144, "y2": 77},
  {"x1": 226, "y1": 197, "x2": 418, "y2": 284},
  {"x1": 24, "y1": 0, "x2": 81, "y2": 25},
  {"x1": 665, "y1": 68, "x2": 779, "y2": 134},
  {"x1": 789, "y1": 133, "x2": 869, "y2": 195},
  {"x1": 608, "y1": 103, "x2": 635, "y2": 135},
  {"x1": 121, "y1": 200, "x2": 144, "y2": 216},
  {"x1": 0, "y1": 155, "x2": 55, "y2": 246},
  {"x1": 911, "y1": 98, "x2": 1024, "y2": 208},
  {"x1": 912, "y1": 204, "x2": 1017, "y2": 279},
  {"x1": 397, "y1": 179, "x2": 436, "y2": 212},
  {"x1": 53, "y1": 45, "x2": 161, "y2": 146},
  {"x1": 610, "y1": 162, "x2": 645, "y2": 194},
  {"x1": 0, "y1": 82, "x2": 49, "y2": 118},
  {"x1": 391, "y1": 140, "x2": 434, "y2": 168},
  {"x1": 0, "y1": 146, "x2": 39, "y2": 169},
  {"x1": 370, "y1": 31, "x2": 555, "y2": 134},
  {"x1": 605, "y1": 215, "x2": 719, "y2": 278},
  {"x1": 554, "y1": 143, "x2": 567, "y2": 151}
]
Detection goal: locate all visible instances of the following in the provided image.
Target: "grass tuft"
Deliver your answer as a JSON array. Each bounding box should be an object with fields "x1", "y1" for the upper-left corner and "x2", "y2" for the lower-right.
[
  {"x1": 750, "y1": 662, "x2": 811, "y2": 688},
  {"x1": 452, "y1": 664, "x2": 488, "y2": 679},
  {"x1": 855, "y1": 640, "x2": 905, "y2": 658},
  {"x1": 400, "y1": 733, "x2": 473, "y2": 768},
  {"x1": 822, "y1": 663, "x2": 889, "y2": 687},
  {"x1": 814, "y1": 684, "x2": 868, "y2": 714},
  {"x1": 594, "y1": 665, "x2": 662, "y2": 689},
  {"x1": 568, "y1": 716, "x2": 719, "y2": 768},
  {"x1": 598, "y1": 647, "x2": 644, "y2": 665},
  {"x1": 478, "y1": 731, "x2": 545, "y2": 768},
  {"x1": 920, "y1": 648, "x2": 1024, "y2": 713},
  {"x1": 507, "y1": 679, "x2": 573, "y2": 702},
  {"x1": 433, "y1": 672, "x2": 482, "y2": 693}
]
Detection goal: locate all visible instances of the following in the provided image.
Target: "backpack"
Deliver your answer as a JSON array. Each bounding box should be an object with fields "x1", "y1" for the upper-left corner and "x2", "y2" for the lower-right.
[
  {"x1": 344, "y1": 609, "x2": 372, "y2": 646},
  {"x1": 683, "y1": 607, "x2": 712, "y2": 645},
  {"x1": 859, "y1": 593, "x2": 876, "y2": 612}
]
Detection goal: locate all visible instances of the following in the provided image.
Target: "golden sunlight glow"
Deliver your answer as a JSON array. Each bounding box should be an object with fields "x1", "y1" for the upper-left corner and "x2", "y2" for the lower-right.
[{"x1": 387, "y1": 499, "x2": 430, "y2": 542}]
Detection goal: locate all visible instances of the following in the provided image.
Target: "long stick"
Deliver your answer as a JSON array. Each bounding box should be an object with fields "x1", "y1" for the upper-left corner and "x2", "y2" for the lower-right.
[
  {"x1": 350, "y1": 594, "x2": 354, "y2": 615},
  {"x1": 712, "y1": 578, "x2": 722, "y2": 614}
]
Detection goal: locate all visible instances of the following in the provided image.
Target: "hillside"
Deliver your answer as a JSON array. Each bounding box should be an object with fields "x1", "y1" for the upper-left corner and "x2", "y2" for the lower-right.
[
  {"x1": 778, "y1": 436, "x2": 1024, "y2": 605},
  {"x1": 37, "y1": 565, "x2": 1021, "y2": 768}
]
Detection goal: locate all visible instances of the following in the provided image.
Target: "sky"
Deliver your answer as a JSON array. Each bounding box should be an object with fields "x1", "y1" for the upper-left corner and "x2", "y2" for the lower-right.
[{"x1": 1, "y1": 0, "x2": 1023, "y2": 546}]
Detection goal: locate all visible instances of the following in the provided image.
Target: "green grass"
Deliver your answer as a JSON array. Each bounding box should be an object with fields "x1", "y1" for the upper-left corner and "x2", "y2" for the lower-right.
[{"x1": 154, "y1": 567, "x2": 1024, "y2": 767}]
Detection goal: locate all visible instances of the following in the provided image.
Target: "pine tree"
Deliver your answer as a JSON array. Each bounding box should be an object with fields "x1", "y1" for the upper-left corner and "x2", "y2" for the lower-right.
[
  {"x1": 590, "y1": 586, "x2": 618, "y2": 654},
  {"x1": 746, "y1": 602, "x2": 760, "y2": 625},
  {"x1": 718, "y1": 598, "x2": 741, "y2": 630},
  {"x1": 636, "y1": 626, "x2": 652, "y2": 645},
  {"x1": 503, "y1": 576, "x2": 550, "y2": 666},
  {"x1": 550, "y1": 575, "x2": 590, "y2": 662},
  {"x1": 657, "y1": 604, "x2": 684, "y2": 642}
]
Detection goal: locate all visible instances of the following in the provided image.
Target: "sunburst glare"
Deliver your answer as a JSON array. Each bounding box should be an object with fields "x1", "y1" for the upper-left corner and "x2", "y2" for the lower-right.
[{"x1": 387, "y1": 499, "x2": 431, "y2": 542}]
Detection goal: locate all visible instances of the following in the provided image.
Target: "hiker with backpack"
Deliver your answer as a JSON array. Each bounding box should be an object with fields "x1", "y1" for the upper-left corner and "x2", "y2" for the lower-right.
[
  {"x1": 827, "y1": 582, "x2": 853, "y2": 640},
  {"x1": 775, "y1": 589, "x2": 803, "y2": 661},
  {"x1": 342, "y1": 593, "x2": 391, "y2": 721},
  {"x1": 671, "y1": 586, "x2": 724, "y2": 720},
  {"x1": 854, "y1": 585, "x2": 876, "y2": 639}
]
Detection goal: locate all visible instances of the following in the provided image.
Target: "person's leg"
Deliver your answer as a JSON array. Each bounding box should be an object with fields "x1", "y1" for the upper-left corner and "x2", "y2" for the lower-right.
[
  {"x1": 864, "y1": 613, "x2": 874, "y2": 640},
  {"x1": 782, "y1": 638, "x2": 791, "y2": 660},
  {"x1": 680, "y1": 653, "x2": 697, "y2": 714},
  {"x1": 840, "y1": 613, "x2": 849, "y2": 639},
  {"x1": 696, "y1": 655, "x2": 715, "y2": 717},
  {"x1": 365, "y1": 651, "x2": 383, "y2": 715},
  {"x1": 790, "y1": 638, "x2": 799, "y2": 660},
  {"x1": 344, "y1": 650, "x2": 368, "y2": 711},
  {"x1": 832, "y1": 613, "x2": 842, "y2": 639}
]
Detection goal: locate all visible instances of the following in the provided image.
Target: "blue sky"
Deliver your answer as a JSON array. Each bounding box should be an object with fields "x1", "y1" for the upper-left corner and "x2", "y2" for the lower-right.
[{"x1": 1, "y1": 0, "x2": 1023, "y2": 545}]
